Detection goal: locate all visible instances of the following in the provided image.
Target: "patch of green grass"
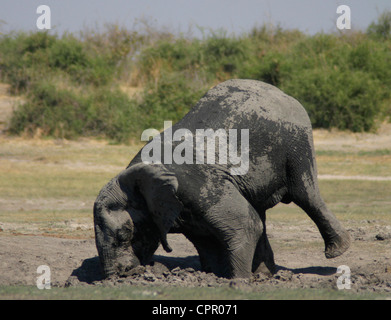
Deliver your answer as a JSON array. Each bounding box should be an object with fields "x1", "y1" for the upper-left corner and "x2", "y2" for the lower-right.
[
  {"x1": 0, "y1": 163, "x2": 111, "y2": 199},
  {"x1": 319, "y1": 180, "x2": 391, "y2": 205},
  {"x1": 316, "y1": 153, "x2": 391, "y2": 177},
  {"x1": 357, "y1": 149, "x2": 391, "y2": 156},
  {"x1": 317, "y1": 149, "x2": 391, "y2": 157}
]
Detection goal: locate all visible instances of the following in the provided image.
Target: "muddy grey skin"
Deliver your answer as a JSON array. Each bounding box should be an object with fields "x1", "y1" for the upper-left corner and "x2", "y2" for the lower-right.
[{"x1": 94, "y1": 79, "x2": 350, "y2": 279}]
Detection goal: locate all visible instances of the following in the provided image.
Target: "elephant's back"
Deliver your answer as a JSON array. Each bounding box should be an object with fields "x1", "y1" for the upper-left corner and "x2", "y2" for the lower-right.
[{"x1": 176, "y1": 79, "x2": 311, "y2": 132}]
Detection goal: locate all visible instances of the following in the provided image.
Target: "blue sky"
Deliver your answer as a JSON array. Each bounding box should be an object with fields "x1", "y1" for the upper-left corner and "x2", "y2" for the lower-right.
[{"x1": 1, "y1": 0, "x2": 390, "y2": 36}]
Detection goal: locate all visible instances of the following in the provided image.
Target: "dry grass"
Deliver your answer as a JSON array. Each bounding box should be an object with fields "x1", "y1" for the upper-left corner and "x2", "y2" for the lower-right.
[
  {"x1": 1, "y1": 130, "x2": 391, "y2": 239},
  {"x1": 0, "y1": 136, "x2": 142, "y2": 238},
  {"x1": 313, "y1": 123, "x2": 391, "y2": 152},
  {"x1": 314, "y1": 123, "x2": 391, "y2": 177}
]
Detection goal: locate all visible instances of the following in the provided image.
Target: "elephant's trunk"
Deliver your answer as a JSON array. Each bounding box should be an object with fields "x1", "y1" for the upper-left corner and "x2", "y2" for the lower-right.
[
  {"x1": 94, "y1": 216, "x2": 116, "y2": 277},
  {"x1": 100, "y1": 248, "x2": 116, "y2": 277},
  {"x1": 94, "y1": 208, "x2": 141, "y2": 277},
  {"x1": 94, "y1": 176, "x2": 148, "y2": 278}
]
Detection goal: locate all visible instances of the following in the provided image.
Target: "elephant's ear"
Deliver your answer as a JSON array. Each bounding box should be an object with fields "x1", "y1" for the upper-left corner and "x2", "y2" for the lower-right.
[{"x1": 118, "y1": 163, "x2": 183, "y2": 253}]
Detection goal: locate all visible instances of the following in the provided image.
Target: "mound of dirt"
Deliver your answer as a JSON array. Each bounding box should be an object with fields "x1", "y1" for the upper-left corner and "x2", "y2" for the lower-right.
[{"x1": 64, "y1": 254, "x2": 391, "y2": 294}]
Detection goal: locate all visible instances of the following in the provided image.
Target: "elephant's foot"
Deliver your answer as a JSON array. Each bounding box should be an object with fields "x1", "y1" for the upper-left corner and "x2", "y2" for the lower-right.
[
  {"x1": 252, "y1": 236, "x2": 276, "y2": 276},
  {"x1": 324, "y1": 229, "x2": 351, "y2": 259},
  {"x1": 253, "y1": 261, "x2": 275, "y2": 277}
]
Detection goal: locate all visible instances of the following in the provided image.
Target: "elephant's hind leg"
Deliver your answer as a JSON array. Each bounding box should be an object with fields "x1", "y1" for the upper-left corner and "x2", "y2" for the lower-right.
[
  {"x1": 298, "y1": 198, "x2": 350, "y2": 258},
  {"x1": 299, "y1": 196, "x2": 351, "y2": 259},
  {"x1": 287, "y1": 153, "x2": 350, "y2": 258}
]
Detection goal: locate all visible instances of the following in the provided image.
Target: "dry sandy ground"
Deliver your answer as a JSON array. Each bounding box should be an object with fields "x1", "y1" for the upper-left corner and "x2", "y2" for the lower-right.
[
  {"x1": 0, "y1": 227, "x2": 390, "y2": 294},
  {"x1": 0, "y1": 83, "x2": 390, "y2": 297}
]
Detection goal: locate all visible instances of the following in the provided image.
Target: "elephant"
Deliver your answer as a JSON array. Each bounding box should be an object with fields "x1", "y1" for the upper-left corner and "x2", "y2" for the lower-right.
[{"x1": 93, "y1": 79, "x2": 350, "y2": 279}]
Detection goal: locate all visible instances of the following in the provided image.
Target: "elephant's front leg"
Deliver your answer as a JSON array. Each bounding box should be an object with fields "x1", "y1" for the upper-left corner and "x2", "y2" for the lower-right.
[
  {"x1": 225, "y1": 236, "x2": 260, "y2": 278},
  {"x1": 224, "y1": 209, "x2": 275, "y2": 278},
  {"x1": 204, "y1": 183, "x2": 274, "y2": 279},
  {"x1": 183, "y1": 232, "x2": 220, "y2": 274},
  {"x1": 190, "y1": 229, "x2": 258, "y2": 278}
]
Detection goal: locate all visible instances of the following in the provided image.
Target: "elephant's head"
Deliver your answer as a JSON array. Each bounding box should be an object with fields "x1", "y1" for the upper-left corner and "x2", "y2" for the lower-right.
[{"x1": 93, "y1": 163, "x2": 183, "y2": 277}]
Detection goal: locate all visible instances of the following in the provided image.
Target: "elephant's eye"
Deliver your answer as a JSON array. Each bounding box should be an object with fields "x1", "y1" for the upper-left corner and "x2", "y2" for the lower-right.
[{"x1": 108, "y1": 203, "x2": 122, "y2": 211}]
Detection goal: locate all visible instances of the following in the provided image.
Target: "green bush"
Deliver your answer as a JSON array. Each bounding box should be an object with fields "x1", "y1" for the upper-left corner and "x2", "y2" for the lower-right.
[
  {"x1": 282, "y1": 67, "x2": 384, "y2": 131},
  {"x1": 9, "y1": 81, "x2": 89, "y2": 138},
  {"x1": 9, "y1": 80, "x2": 136, "y2": 142},
  {"x1": 2, "y1": 11, "x2": 391, "y2": 142},
  {"x1": 0, "y1": 32, "x2": 52, "y2": 92},
  {"x1": 48, "y1": 35, "x2": 116, "y2": 86},
  {"x1": 201, "y1": 35, "x2": 249, "y2": 77},
  {"x1": 85, "y1": 87, "x2": 137, "y2": 142},
  {"x1": 272, "y1": 32, "x2": 391, "y2": 132},
  {"x1": 367, "y1": 10, "x2": 391, "y2": 40},
  {"x1": 239, "y1": 51, "x2": 287, "y2": 86},
  {"x1": 49, "y1": 36, "x2": 87, "y2": 70},
  {"x1": 137, "y1": 71, "x2": 208, "y2": 129},
  {"x1": 0, "y1": 32, "x2": 117, "y2": 90},
  {"x1": 136, "y1": 38, "x2": 203, "y2": 84}
]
